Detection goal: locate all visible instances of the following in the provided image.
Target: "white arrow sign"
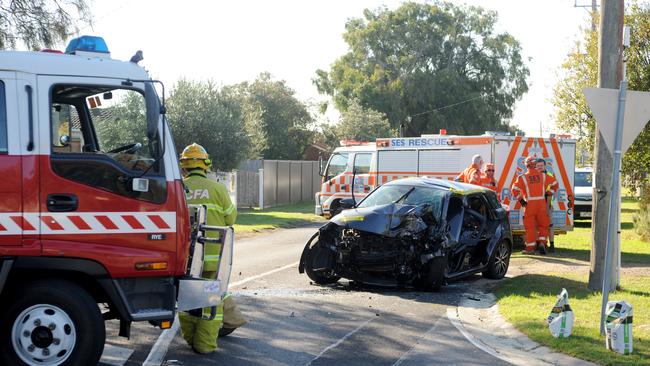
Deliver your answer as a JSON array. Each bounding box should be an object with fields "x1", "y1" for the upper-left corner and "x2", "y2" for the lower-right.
[{"x1": 584, "y1": 87, "x2": 650, "y2": 154}]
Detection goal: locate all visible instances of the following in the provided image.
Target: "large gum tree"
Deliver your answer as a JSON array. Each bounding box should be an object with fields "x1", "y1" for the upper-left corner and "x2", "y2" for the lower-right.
[{"x1": 314, "y1": 1, "x2": 529, "y2": 136}]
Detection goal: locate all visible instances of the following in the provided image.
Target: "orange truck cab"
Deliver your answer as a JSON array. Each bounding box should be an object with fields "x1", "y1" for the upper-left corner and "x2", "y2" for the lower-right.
[{"x1": 0, "y1": 36, "x2": 231, "y2": 365}]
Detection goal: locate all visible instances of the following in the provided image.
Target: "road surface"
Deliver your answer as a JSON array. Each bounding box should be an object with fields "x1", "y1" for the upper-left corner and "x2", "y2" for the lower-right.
[{"x1": 101, "y1": 223, "x2": 512, "y2": 366}]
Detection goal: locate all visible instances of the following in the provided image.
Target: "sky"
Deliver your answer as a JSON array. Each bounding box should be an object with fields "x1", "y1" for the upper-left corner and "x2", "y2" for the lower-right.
[{"x1": 63, "y1": 0, "x2": 595, "y2": 136}]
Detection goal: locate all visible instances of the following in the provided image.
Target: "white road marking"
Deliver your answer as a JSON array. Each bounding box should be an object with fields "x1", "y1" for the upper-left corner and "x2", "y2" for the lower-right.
[
  {"x1": 391, "y1": 316, "x2": 444, "y2": 366},
  {"x1": 142, "y1": 315, "x2": 180, "y2": 366},
  {"x1": 143, "y1": 262, "x2": 299, "y2": 366},
  {"x1": 446, "y1": 307, "x2": 512, "y2": 364},
  {"x1": 229, "y1": 261, "x2": 299, "y2": 288},
  {"x1": 305, "y1": 317, "x2": 376, "y2": 366},
  {"x1": 99, "y1": 343, "x2": 134, "y2": 366}
]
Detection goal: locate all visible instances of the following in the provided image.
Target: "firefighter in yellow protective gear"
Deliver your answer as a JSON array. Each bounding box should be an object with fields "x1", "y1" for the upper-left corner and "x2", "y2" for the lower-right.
[{"x1": 178, "y1": 143, "x2": 246, "y2": 354}]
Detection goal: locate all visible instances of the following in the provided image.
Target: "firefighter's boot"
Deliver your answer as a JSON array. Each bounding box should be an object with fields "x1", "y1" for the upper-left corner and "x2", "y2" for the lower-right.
[{"x1": 219, "y1": 295, "x2": 247, "y2": 337}]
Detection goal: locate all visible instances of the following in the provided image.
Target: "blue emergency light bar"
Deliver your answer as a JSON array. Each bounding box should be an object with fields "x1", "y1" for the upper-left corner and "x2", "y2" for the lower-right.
[{"x1": 65, "y1": 36, "x2": 110, "y2": 55}]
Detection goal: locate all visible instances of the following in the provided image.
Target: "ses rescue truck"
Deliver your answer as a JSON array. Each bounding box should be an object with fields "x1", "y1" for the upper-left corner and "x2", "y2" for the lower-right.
[
  {"x1": 0, "y1": 37, "x2": 231, "y2": 365},
  {"x1": 316, "y1": 133, "x2": 576, "y2": 235}
]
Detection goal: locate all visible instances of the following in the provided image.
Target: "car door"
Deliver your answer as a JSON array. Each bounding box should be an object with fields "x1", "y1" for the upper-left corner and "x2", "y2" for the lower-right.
[{"x1": 455, "y1": 194, "x2": 492, "y2": 269}]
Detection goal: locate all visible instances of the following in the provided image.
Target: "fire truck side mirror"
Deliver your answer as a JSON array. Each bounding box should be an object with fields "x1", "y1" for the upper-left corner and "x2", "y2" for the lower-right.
[
  {"x1": 131, "y1": 177, "x2": 150, "y2": 192},
  {"x1": 59, "y1": 134, "x2": 70, "y2": 147},
  {"x1": 145, "y1": 82, "x2": 161, "y2": 141}
]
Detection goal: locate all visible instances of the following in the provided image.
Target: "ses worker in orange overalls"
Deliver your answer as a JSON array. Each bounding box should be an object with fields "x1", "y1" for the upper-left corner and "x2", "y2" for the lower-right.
[
  {"x1": 455, "y1": 154, "x2": 483, "y2": 185},
  {"x1": 511, "y1": 156, "x2": 556, "y2": 254},
  {"x1": 480, "y1": 163, "x2": 497, "y2": 192}
]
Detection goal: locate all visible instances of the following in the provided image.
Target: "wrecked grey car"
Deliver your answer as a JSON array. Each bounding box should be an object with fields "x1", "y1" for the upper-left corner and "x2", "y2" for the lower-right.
[{"x1": 299, "y1": 177, "x2": 512, "y2": 290}]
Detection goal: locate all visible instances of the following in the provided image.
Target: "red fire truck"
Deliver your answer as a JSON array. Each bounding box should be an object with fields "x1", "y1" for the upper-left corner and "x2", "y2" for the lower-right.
[{"x1": 0, "y1": 36, "x2": 231, "y2": 365}]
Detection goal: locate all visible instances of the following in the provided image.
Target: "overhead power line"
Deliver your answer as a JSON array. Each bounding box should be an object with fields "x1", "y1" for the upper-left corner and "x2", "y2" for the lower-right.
[{"x1": 409, "y1": 94, "x2": 485, "y2": 118}]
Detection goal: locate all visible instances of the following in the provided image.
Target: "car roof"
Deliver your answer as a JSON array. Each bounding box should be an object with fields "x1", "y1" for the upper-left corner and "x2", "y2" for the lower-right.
[
  {"x1": 575, "y1": 167, "x2": 593, "y2": 173},
  {"x1": 383, "y1": 177, "x2": 490, "y2": 195}
]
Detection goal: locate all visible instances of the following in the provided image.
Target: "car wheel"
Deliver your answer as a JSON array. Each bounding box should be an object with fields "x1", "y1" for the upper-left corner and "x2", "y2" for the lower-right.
[
  {"x1": 329, "y1": 201, "x2": 342, "y2": 217},
  {"x1": 304, "y1": 242, "x2": 341, "y2": 285},
  {"x1": 482, "y1": 240, "x2": 511, "y2": 280},
  {"x1": 0, "y1": 280, "x2": 105, "y2": 366},
  {"x1": 416, "y1": 256, "x2": 446, "y2": 291}
]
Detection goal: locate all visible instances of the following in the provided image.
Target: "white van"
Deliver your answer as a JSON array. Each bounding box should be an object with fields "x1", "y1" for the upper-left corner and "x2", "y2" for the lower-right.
[
  {"x1": 316, "y1": 133, "x2": 576, "y2": 235},
  {"x1": 573, "y1": 167, "x2": 594, "y2": 219}
]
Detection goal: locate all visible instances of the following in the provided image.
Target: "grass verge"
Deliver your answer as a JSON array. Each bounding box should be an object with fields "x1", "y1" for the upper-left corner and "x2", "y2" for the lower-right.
[
  {"x1": 511, "y1": 198, "x2": 650, "y2": 265},
  {"x1": 498, "y1": 197, "x2": 650, "y2": 365},
  {"x1": 233, "y1": 202, "x2": 324, "y2": 233},
  {"x1": 495, "y1": 274, "x2": 649, "y2": 365}
]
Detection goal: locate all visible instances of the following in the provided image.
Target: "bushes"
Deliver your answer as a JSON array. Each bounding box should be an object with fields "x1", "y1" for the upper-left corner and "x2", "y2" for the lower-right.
[
  {"x1": 634, "y1": 205, "x2": 650, "y2": 241},
  {"x1": 633, "y1": 183, "x2": 650, "y2": 241}
]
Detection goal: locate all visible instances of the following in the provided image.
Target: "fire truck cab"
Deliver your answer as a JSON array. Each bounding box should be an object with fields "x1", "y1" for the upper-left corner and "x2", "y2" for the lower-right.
[{"x1": 0, "y1": 37, "x2": 229, "y2": 365}]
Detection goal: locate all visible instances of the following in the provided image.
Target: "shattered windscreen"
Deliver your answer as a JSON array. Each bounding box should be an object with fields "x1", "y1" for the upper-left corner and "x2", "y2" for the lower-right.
[{"x1": 357, "y1": 185, "x2": 446, "y2": 217}]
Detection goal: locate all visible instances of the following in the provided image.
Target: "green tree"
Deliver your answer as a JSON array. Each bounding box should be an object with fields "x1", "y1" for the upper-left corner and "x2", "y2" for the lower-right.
[
  {"x1": 336, "y1": 99, "x2": 395, "y2": 141},
  {"x1": 94, "y1": 91, "x2": 147, "y2": 152},
  {"x1": 551, "y1": 14, "x2": 598, "y2": 167},
  {"x1": 552, "y1": 5, "x2": 650, "y2": 189},
  {"x1": 314, "y1": 1, "x2": 529, "y2": 136},
  {"x1": 0, "y1": 0, "x2": 91, "y2": 50},
  {"x1": 620, "y1": 4, "x2": 650, "y2": 191},
  {"x1": 234, "y1": 72, "x2": 315, "y2": 160},
  {"x1": 167, "y1": 79, "x2": 249, "y2": 171}
]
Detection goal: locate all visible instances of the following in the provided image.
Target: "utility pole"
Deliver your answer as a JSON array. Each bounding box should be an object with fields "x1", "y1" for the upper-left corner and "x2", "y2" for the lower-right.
[
  {"x1": 588, "y1": 0, "x2": 624, "y2": 291},
  {"x1": 574, "y1": 0, "x2": 600, "y2": 31},
  {"x1": 592, "y1": 0, "x2": 599, "y2": 31}
]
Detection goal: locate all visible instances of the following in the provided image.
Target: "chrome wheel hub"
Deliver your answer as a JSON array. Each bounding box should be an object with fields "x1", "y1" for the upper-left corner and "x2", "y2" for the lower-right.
[{"x1": 11, "y1": 304, "x2": 76, "y2": 366}]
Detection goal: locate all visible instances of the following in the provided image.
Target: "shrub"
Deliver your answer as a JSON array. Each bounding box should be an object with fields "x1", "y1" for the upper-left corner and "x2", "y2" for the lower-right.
[{"x1": 634, "y1": 204, "x2": 650, "y2": 241}]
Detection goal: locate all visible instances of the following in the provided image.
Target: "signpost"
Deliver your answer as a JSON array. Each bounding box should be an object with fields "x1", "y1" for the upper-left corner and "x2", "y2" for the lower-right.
[{"x1": 584, "y1": 84, "x2": 650, "y2": 334}]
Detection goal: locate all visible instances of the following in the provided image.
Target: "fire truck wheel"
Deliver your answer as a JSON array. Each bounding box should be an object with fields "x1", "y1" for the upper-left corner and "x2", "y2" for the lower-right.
[
  {"x1": 482, "y1": 240, "x2": 512, "y2": 280},
  {"x1": 0, "y1": 280, "x2": 105, "y2": 366}
]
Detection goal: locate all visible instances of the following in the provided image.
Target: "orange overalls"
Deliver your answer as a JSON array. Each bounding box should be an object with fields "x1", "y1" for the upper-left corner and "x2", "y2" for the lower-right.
[
  {"x1": 512, "y1": 168, "x2": 556, "y2": 251},
  {"x1": 480, "y1": 175, "x2": 497, "y2": 192},
  {"x1": 456, "y1": 163, "x2": 481, "y2": 185}
]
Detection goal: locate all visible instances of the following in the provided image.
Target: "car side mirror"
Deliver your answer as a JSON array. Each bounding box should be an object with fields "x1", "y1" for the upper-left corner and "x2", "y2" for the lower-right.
[
  {"x1": 495, "y1": 208, "x2": 507, "y2": 220},
  {"x1": 339, "y1": 198, "x2": 355, "y2": 210}
]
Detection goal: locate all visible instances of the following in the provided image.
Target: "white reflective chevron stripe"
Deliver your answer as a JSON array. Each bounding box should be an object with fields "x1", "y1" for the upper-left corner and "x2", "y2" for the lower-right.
[{"x1": 0, "y1": 211, "x2": 176, "y2": 235}]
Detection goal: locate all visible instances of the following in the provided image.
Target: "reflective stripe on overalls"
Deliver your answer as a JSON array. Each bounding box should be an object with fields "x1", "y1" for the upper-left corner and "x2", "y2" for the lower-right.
[{"x1": 203, "y1": 203, "x2": 236, "y2": 216}]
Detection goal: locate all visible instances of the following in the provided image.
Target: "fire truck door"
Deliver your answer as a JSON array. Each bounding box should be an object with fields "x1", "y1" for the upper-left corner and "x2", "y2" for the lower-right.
[
  {"x1": 35, "y1": 75, "x2": 178, "y2": 272},
  {"x1": 0, "y1": 72, "x2": 35, "y2": 249}
]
